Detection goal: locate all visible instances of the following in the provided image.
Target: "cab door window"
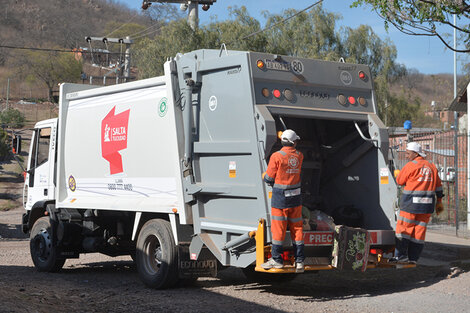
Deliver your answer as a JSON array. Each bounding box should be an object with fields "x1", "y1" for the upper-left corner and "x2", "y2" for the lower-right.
[
  {"x1": 29, "y1": 127, "x2": 51, "y2": 187},
  {"x1": 36, "y1": 128, "x2": 51, "y2": 167}
]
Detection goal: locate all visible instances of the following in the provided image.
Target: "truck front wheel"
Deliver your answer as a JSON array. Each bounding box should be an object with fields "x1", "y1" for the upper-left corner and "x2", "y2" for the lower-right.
[
  {"x1": 30, "y1": 217, "x2": 66, "y2": 272},
  {"x1": 136, "y1": 219, "x2": 178, "y2": 289}
]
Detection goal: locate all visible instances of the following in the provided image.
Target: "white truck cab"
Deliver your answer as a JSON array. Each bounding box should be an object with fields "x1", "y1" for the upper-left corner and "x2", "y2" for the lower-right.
[{"x1": 24, "y1": 118, "x2": 58, "y2": 211}]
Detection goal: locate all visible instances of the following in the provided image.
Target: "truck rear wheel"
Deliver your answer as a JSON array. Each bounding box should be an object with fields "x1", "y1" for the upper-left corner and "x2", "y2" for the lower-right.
[
  {"x1": 30, "y1": 216, "x2": 66, "y2": 272},
  {"x1": 136, "y1": 219, "x2": 178, "y2": 289}
]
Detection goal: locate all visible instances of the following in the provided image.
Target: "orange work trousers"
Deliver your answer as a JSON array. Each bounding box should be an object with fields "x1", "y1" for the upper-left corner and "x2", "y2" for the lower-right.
[
  {"x1": 271, "y1": 205, "x2": 304, "y2": 246},
  {"x1": 395, "y1": 210, "x2": 431, "y2": 244}
]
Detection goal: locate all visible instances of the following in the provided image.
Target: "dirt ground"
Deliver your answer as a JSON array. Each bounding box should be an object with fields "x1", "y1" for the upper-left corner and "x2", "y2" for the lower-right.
[
  {"x1": 1, "y1": 202, "x2": 470, "y2": 313},
  {"x1": 1, "y1": 146, "x2": 470, "y2": 313}
]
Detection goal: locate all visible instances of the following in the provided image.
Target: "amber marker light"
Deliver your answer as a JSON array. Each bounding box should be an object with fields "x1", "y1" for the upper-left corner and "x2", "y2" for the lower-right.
[
  {"x1": 358, "y1": 97, "x2": 367, "y2": 106},
  {"x1": 262, "y1": 88, "x2": 270, "y2": 97},
  {"x1": 172, "y1": 208, "x2": 178, "y2": 213},
  {"x1": 257, "y1": 60, "x2": 265, "y2": 69}
]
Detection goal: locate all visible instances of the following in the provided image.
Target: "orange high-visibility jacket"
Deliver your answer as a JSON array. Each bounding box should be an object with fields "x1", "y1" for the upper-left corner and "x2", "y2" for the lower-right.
[
  {"x1": 396, "y1": 156, "x2": 443, "y2": 214},
  {"x1": 263, "y1": 146, "x2": 303, "y2": 209}
]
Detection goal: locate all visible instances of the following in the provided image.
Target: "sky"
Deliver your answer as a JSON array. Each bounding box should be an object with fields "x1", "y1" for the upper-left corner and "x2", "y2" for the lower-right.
[{"x1": 122, "y1": 0, "x2": 466, "y2": 75}]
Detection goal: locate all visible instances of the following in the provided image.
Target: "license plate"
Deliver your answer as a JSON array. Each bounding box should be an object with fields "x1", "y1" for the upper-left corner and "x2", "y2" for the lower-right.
[{"x1": 265, "y1": 60, "x2": 291, "y2": 71}]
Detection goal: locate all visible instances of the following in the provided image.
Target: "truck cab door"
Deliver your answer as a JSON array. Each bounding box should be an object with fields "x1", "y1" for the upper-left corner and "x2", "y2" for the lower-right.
[{"x1": 25, "y1": 126, "x2": 55, "y2": 210}]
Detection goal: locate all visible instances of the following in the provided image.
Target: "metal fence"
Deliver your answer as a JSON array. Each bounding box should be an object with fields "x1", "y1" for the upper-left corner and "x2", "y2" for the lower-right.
[{"x1": 389, "y1": 129, "x2": 469, "y2": 238}]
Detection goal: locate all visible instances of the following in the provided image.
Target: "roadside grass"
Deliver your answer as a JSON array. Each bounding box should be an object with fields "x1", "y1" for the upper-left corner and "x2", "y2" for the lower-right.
[{"x1": 0, "y1": 200, "x2": 19, "y2": 211}]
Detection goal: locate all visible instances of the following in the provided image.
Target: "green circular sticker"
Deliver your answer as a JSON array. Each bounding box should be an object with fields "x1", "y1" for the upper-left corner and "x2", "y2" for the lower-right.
[{"x1": 158, "y1": 97, "x2": 168, "y2": 117}]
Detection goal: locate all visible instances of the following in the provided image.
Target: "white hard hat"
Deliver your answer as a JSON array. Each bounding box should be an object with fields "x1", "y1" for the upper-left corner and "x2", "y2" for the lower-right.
[
  {"x1": 406, "y1": 142, "x2": 426, "y2": 157},
  {"x1": 281, "y1": 129, "x2": 300, "y2": 144}
]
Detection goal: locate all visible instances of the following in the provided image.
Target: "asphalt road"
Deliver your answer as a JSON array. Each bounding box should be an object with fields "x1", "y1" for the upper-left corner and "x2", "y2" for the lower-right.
[{"x1": 1, "y1": 206, "x2": 470, "y2": 313}]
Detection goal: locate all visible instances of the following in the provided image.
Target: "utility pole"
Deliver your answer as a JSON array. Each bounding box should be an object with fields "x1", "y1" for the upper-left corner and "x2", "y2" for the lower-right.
[
  {"x1": 6, "y1": 78, "x2": 10, "y2": 110},
  {"x1": 452, "y1": 14, "x2": 460, "y2": 235},
  {"x1": 85, "y1": 37, "x2": 134, "y2": 83},
  {"x1": 141, "y1": 0, "x2": 217, "y2": 31}
]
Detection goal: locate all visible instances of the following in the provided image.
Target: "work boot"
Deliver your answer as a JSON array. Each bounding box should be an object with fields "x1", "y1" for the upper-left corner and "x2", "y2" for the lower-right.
[
  {"x1": 295, "y1": 262, "x2": 304, "y2": 273},
  {"x1": 388, "y1": 255, "x2": 409, "y2": 263},
  {"x1": 261, "y1": 258, "x2": 283, "y2": 269}
]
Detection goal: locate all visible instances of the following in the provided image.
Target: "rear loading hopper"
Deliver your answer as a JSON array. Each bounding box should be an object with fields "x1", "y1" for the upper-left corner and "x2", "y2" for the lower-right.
[{"x1": 175, "y1": 50, "x2": 398, "y2": 270}]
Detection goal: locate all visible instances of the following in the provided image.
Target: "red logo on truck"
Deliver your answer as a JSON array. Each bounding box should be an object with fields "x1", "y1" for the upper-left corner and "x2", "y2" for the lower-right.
[{"x1": 101, "y1": 106, "x2": 130, "y2": 175}]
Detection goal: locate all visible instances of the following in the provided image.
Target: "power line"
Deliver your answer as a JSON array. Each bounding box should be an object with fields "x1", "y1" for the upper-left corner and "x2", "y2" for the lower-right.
[
  {"x1": 132, "y1": 24, "x2": 166, "y2": 40},
  {"x1": 127, "y1": 21, "x2": 164, "y2": 38},
  {"x1": 219, "y1": 0, "x2": 324, "y2": 49},
  {"x1": 240, "y1": 0, "x2": 323, "y2": 42},
  {"x1": 105, "y1": 11, "x2": 142, "y2": 37}
]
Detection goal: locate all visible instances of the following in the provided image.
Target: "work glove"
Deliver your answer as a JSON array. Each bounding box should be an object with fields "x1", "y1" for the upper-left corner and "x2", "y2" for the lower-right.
[
  {"x1": 262, "y1": 172, "x2": 274, "y2": 186},
  {"x1": 394, "y1": 169, "x2": 400, "y2": 178},
  {"x1": 435, "y1": 198, "x2": 444, "y2": 215}
]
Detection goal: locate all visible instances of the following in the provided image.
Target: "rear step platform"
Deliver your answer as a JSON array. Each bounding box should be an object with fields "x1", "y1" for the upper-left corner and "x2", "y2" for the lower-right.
[{"x1": 255, "y1": 259, "x2": 416, "y2": 273}]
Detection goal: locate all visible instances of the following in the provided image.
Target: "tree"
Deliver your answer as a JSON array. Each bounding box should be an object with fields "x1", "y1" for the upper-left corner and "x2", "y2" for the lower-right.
[
  {"x1": 204, "y1": 6, "x2": 268, "y2": 52},
  {"x1": 0, "y1": 128, "x2": 9, "y2": 161},
  {"x1": 18, "y1": 50, "x2": 82, "y2": 102},
  {"x1": 134, "y1": 20, "x2": 204, "y2": 78},
  {"x1": 263, "y1": 6, "x2": 342, "y2": 60},
  {"x1": 0, "y1": 109, "x2": 25, "y2": 128},
  {"x1": 352, "y1": 0, "x2": 470, "y2": 52},
  {"x1": 133, "y1": 4, "x2": 420, "y2": 126}
]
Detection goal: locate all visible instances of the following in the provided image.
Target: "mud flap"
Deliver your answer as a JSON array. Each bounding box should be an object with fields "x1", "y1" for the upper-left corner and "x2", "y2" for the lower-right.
[{"x1": 178, "y1": 245, "x2": 217, "y2": 279}]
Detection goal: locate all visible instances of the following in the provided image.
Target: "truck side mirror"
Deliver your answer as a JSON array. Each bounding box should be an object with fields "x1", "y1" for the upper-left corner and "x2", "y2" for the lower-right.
[{"x1": 12, "y1": 135, "x2": 21, "y2": 154}]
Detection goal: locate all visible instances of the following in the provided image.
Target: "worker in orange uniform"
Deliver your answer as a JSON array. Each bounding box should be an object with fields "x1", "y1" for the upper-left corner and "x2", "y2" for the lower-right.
[
  {"x1": 262, "y1": 129, "x2": 305, "y2": 272},
  {"x1": 391, "y1": 142, "x2": 444, "y2": 264}
]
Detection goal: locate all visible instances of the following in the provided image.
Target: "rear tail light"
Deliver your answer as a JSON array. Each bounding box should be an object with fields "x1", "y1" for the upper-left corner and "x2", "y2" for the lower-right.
[
  {"x1": 359, "y1": 71, "x2": 366, "y2": 80},
  {"x1": 281, "y1": 250, "x2": 293, "y2": 261},
  {"x1": 273, "y1": 89, "x2": 281, "y2": 99},
  {"x1": 348, "y1": 96, "x2": 356, "y2": 105}
]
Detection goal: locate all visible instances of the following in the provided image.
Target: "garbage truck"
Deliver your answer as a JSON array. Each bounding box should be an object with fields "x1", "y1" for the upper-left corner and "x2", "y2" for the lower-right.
[{"x1": 22, "y1": 49, "x2": 403, "y2": 289}]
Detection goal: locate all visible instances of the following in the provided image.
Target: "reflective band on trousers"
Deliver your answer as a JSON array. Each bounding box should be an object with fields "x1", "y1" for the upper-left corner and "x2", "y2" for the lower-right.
[
  {"x1": 396, "y1": 233, "x2": 425, "y2": 244},
  {"x1": 272, "y1": 215, "x2": 288, "y2": 221},
  {"x1": 398, "y1": 215, "x2": 428, "y2": 227}
]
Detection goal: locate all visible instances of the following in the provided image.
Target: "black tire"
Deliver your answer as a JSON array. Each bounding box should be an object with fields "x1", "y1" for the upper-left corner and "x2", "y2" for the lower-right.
[
  {"x1": 30, "y1": 216, "x2": 66, "y2": 272},
  {"x1": 136, "y1": 219, "x2": 178, "y2": 289},
  {"x1": 242, "y1": 266, "x2": 296, "y2": 283}
]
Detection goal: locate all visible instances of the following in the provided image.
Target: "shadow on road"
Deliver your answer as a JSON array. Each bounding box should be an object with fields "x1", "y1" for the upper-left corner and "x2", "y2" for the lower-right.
[
  {"x1": 0, "y1": 262, "x2": 288, "y2": 313},
  {"x1": 0, "y1": 222, "x2": 27, "y2": 240},
  {"x1": 217, "y1": 265, "x2": 467, "y2": 302}
]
